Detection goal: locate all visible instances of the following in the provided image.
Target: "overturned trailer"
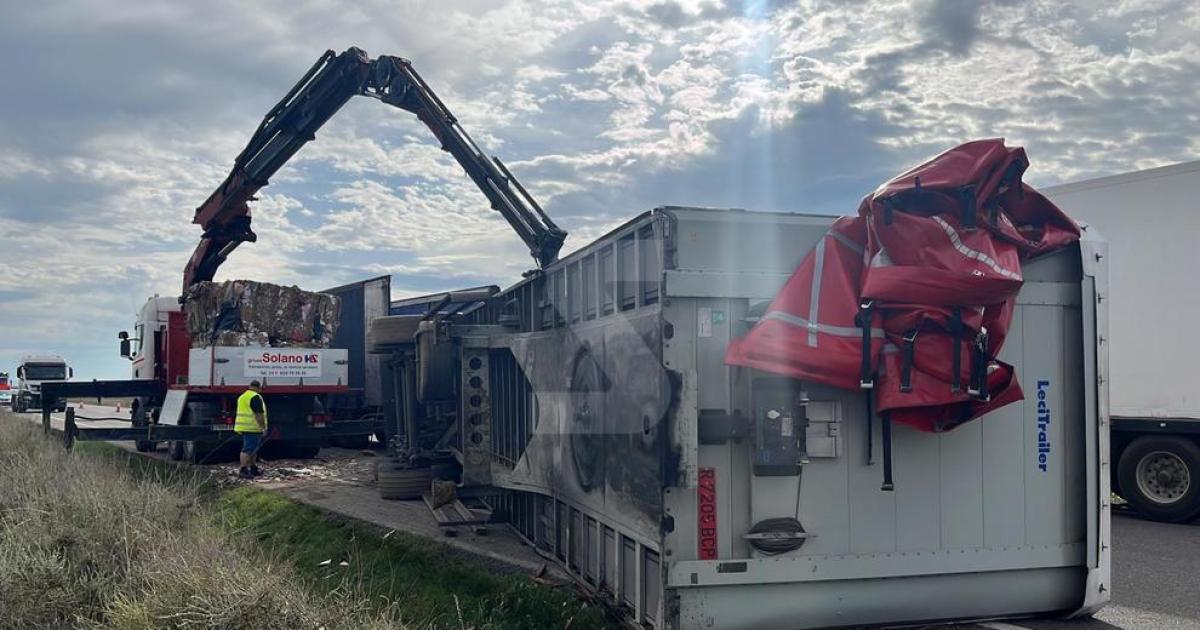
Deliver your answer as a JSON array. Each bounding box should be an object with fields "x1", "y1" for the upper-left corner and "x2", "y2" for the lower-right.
[{"x1": 381, "y1": 198, "x2": 1109, "y2": 628}]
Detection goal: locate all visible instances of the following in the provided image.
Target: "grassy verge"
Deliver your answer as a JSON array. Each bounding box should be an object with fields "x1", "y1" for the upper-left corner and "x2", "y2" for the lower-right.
[
  {"x1": 217, "y1": 487, "x2": 609, "y2": 629},
  {"x1": 0, "y1": 413, "x2": 611, "y2": 629}
]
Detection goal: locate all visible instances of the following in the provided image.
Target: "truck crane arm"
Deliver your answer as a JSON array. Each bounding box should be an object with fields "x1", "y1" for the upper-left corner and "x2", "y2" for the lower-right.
[{"x1": 184, "y1": 47, "x2": 567, "y2": 293}]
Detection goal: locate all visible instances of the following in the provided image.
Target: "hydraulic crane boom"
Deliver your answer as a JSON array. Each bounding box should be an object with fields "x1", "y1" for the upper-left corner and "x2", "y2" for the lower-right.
[{"x1": 184, "y1": 47, "x2": 567, "y2": 292}]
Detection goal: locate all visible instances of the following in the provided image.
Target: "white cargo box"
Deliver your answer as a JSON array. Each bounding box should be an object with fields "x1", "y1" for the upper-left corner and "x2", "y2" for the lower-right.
[{"x1": 187, "y1": 347, "x2": 349, "y2": 388}]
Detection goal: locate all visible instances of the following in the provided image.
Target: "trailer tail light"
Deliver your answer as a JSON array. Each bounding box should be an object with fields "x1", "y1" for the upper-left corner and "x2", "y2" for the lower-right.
[{"x1": 308, "y1": 413, "x2": 332, "y2": 428}]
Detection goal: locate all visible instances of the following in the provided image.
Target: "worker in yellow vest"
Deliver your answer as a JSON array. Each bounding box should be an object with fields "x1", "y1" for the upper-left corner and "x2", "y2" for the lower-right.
[{"x1": 235, "y1": 380, "x2": 267, "y2": 479}]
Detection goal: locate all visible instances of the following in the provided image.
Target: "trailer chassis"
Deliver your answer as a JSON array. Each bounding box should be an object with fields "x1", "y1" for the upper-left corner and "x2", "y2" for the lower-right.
[{"x1": 38, "y1": 380, "x2": 382, "y2": 451}]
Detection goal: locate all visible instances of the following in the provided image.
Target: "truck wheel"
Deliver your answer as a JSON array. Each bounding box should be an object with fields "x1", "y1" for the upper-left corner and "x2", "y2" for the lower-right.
[
  {"x1": 135, "y1": 440, "x2": 157, "y2": 453},
  {"x1": 1118, "y1": 435, "x2": 1200, "y2": 523},
  {"x1": 377, "y1": 463, "x2": 431, "y2": 500}
]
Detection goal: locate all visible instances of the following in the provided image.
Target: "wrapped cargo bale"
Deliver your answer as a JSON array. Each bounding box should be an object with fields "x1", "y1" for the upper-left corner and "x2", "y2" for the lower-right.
[{"x1": 184, "y1": 280, "x2": 341, "y2": 348}]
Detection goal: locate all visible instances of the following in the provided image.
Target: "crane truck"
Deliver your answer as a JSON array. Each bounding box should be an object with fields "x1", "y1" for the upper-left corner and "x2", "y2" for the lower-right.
[{"x1": 41, "y1": 47, "x2": 566, "y2": 461}]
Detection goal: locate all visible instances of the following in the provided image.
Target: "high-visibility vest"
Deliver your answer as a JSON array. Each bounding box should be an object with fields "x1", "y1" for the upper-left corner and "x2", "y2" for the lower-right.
[{"x1": 235, "y1": 390, "x2": 267, "y2": 434}]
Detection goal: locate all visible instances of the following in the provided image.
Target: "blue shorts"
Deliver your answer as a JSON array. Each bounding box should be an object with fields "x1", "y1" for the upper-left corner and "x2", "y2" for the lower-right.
[{"x1": 240, "y1": 432, "x2": 263, "y2": 454}]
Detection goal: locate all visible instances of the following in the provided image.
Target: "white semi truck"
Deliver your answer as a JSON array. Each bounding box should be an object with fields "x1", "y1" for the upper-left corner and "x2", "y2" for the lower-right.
[
  {"x1": 11, "y1": 354, "x2": 71, "y2": 413},
  {"x1": 1044, "y1": 159, "x2": 1200, "y2": 522}
]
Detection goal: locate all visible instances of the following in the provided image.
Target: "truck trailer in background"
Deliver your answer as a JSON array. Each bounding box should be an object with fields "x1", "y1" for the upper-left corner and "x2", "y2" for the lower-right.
[
  {"x1": 1044, "y1": 159, "x2": 1200, "y2": 522},
  {"x1": 322, "y1": 275, "x2": 392, "y2": 448}
]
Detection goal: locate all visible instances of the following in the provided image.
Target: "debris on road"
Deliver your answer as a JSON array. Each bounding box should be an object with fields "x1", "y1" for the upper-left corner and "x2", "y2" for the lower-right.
[{"x1": 214, "y1": 448, "x2": 380, "y2": 488}]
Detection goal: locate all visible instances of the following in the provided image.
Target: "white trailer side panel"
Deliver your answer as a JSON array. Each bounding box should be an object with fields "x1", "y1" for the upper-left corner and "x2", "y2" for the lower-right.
[
  {"x1": 187, "y1": 347, "x2": 348, "y2": 388},
  {"x1": 1043, "y1": 160, "x2": 1200, "y2": 420}
]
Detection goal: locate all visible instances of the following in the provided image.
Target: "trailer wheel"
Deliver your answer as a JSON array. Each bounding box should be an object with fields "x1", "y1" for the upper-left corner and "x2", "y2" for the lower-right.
[
  {"x1": 1118, "y1": 435, "x2": 1200, "y2": 523},
  {"x1": 168, "y1": 440, "x2": 186, "y2": 461},
  {"x1": 377, "y1": 463, "x2": 431, "y2": 500}
]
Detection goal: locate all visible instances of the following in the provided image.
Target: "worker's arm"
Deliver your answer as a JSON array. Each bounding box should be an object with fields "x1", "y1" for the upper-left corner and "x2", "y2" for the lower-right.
[{"x1": 250, "y1": 396, "x2": 266, "y2": 430}]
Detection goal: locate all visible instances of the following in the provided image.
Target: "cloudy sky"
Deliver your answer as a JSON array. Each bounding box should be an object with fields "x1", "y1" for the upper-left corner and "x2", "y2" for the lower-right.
[{"x1": 0, "y1": 0, "x2": 1197, "y2": 379}]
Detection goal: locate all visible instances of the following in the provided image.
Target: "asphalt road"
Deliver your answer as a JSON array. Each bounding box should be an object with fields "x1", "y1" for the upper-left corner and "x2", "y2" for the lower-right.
[
  {"x1": 948, "y1": 512, "x2": 1200, "y2": 630},
  {"x1": 13, "y1": 407, "x2": 1200, "y2": 629}
]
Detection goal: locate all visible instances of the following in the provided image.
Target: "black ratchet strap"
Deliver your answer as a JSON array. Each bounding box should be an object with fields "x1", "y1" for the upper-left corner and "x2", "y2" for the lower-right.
[
  {"x1": 900, "y1": 329, "x2": 917, "y2": 393},
  {"x1": 950, "y1": 308, "x2": 964, "y2": 393},
  {"x1": 880, "y1": 411, "x2": 895, "y2": 491},
  {"x1": 857, "y1": 300, "x2": 875, "y2": 389}
]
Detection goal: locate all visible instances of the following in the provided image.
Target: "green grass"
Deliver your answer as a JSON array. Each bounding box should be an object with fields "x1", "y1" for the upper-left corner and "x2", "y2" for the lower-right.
[
  {"x1": 7, "y1": 415, "x2": 612, "y2": 629},
  {"x1": 0, "y1": 413, "x2": 398, "y2": 629},
  {"x1": 215, "y1": 485, "x2": 611, "y2": 629},
  {"x1": 76, "y1": 440, "x2": 219, "y2": 495}
]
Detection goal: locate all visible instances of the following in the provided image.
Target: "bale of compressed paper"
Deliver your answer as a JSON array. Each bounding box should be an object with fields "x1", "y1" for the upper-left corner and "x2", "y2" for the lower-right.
[{"x1": 184, "y1": 280, "x2": 341, "y2": 348}]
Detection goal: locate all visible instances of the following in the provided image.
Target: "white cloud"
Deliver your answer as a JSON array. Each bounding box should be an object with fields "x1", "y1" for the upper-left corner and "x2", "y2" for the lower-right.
[{"x1": 0, "y1": 0, "x2": 1197, "y2": 378}]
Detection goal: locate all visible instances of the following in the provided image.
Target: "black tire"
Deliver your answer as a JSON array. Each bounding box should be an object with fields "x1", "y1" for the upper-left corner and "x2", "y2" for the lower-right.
[
  {"x1": 1117, "y1": 435, "x2": 1200, "y2": 523},
  {"x1": 134, "y1": 440, "x2": 157, "y2": 453},
  {"x1": 377, "y1": 463, "x2": 431, "y2": 500},
  {"x1": 168, "y1": 440, "x2": 185, "y2": 461}
]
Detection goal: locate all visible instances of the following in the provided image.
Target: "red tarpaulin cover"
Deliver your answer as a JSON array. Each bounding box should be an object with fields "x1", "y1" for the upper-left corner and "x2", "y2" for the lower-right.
[{"x1": 726, "y1": 139, "x2": 1080, "y2": 433}]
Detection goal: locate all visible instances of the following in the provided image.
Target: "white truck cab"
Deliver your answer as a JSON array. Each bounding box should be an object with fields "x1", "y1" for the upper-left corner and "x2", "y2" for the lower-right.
[
  {"x1": 122, "y1": 296, "x2": 181, "y2": 381},
  {"x1": 12, "y1": 354, "x2": 72, "y2": 413}
]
